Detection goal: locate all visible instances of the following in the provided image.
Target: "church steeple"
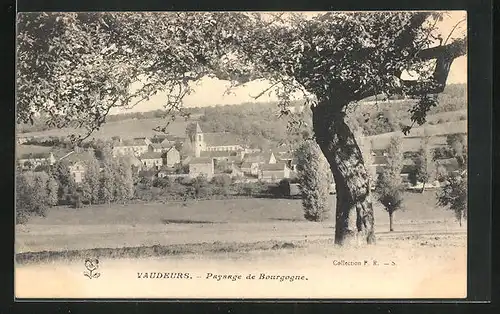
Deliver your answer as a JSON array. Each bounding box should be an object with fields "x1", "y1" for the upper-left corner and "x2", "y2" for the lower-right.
[{"x1": 194, "y1": 122, "x2": 204, "y2": 157}]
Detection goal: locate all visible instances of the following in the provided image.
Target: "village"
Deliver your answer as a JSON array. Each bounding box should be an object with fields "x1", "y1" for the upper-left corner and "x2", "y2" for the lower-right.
[{"x1": 16, "y1": 122, "x2": 304, "y2": 185}]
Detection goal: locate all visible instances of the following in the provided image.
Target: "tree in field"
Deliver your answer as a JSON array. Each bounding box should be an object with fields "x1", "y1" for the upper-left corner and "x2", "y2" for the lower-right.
[
  {"x1": 16, "y1": 171, "x2": 57, "y2": 223},
  {"x1": 414, "y1": 135, "x2": 436, "y2": 192},
  {"x1": 446, "y1": 133, "x2": 467, "y2": 168},
  {"x1": 81, "y1": 154, "x2": 101, "y2": 205},
  {"x1": 99, "y1": 160, "x2": 116, "y2": 205},
  {"x1": 114, "y1": 157, "x2": 134, "y2": 203},
  {"x1": 46, "y1": 175, "x2": 59, "y2": 206},
  {"x1": 375, "y1": 136, "x2": 405, "y2": 232},
  {"x1": 295, "y1": 140, "x2": 331, "y2": 222},
  {"x1": 437, "y1": 169, "x2": 467, "y2": 226},
  {"x1": 52, "y1": 161, "x2": 76, "y2": 203},
  {"x1": 16, "y1": 12, "x2": 466, "y2": 245},
  {"x1": 437, "y1": 133, "x2": 467, "y2": 226}
]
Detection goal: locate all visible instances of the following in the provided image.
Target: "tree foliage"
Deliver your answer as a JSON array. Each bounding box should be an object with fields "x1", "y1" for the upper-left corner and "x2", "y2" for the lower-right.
[
  {"x1": 295, "y1": 140, "x2": 331, "y2": 222},
  {"x1": 413, "y1": 135, "x2": 436, "y2": 191},
  {"x1": 16, "y1": 171, "x2": 58, "y2": 224},
  {"x1": 81, "y1": 153, "x2": 101, "y2": 204},
  {"x1": 375, "y1": 136, "x2": 405, "y2": 231},
  {"x1": 437, "y1": 170, "x2": 467, "y2": 226}
]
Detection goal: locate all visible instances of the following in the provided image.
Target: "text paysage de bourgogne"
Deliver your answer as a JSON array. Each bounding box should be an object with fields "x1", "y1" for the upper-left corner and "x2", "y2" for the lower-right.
[{"x1": 137, "y1": 272, "x2": 308, "y2": 282}]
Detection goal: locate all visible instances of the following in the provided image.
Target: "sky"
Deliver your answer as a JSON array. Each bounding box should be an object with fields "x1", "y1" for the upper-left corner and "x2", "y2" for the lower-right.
[{"x1": 110, "y1": 11, "x2": 467, "y2": 115}]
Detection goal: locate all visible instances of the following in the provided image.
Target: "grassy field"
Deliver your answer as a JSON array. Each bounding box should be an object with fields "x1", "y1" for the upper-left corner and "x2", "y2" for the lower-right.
[{"x1": 16, "y1": 192, "x2": 464, "y2": 254}]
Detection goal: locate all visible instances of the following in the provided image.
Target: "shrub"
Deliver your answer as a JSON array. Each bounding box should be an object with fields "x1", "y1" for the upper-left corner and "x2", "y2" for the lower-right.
[{"x1": 296, "y1": 140, "x2": 330, "y2": 222}]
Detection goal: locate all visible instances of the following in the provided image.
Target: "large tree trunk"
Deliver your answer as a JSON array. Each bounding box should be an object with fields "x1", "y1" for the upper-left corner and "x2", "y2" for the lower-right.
[{"x1": 312, "y1": 102, "x2": 375, "y2": 246}]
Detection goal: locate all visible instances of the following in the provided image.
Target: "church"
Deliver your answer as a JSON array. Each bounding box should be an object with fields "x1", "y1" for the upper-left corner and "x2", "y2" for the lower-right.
[{"x1": 193, "y1": 123, "x2": 244, "y2": 157}]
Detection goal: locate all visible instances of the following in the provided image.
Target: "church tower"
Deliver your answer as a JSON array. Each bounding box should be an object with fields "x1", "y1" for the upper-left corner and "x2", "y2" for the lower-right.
[{"x1": 194, "y1": 122, "x2": 204, "y2": 157}]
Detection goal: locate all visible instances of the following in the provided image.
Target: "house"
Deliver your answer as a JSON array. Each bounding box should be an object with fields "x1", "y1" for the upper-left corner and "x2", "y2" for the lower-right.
[
  {"x1": 240, "y1": 161, "x2": 260, "y2": 176},
  {"x1": 148, "y1": 143, "x2": 164, "y2": 153},
  {"x1": 17, "y1": 136, "x2": 29, "y2": 145},
  {"x1": 192, "y1": 123, "x2": 244, "y2": 157},
  {"x1": 275, "y1": 152, "x2": 297, "y2": 171},
  {"x1": 59, "y1": 149, "x2": 99, "y2": 184},
  {"x1": 112, "y1": 137, "x2": 151, "y2": 157},
  {"x1": 163, "y1": 146, "x2": 181, "y2": 167},
  {"x1": 259, "y1": 163, "x2": 291, "y2": 182},
  {"x1": 139, "y1": 152, "x2": 163, "y2": 170},
  {"x1": 17, "y1": 152, "x2": 56, "y2": 169},
  {"x1": 230, "y1": 163, "x2": 244, "y2": 178},
  {"x1": 188, "y1": 157, "x2": 214, "y2": 179},
  {"x1": 200, "y1": 150, "x2": 240, "y2": 162},
  {"x1": 242, "y1": 151, "x2": 277, "y2": 164}
]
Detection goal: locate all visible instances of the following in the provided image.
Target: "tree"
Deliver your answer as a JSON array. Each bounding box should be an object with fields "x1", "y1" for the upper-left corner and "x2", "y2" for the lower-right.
[
  {"x1": 16, "y1": 171, "x2": 56, "y2": 223},
  {"x1": 17, "y1": 12, "x2": 466, "y2": 245},
  {"x1": 375, "y1": 136, "x2": 405, "y2": 232},
  {"x1": 414, "y1": 135, "x2": 436, "y2": 193},
  {"x1": 114, "y1": 157, "x2": 134, "y2": 203},
  {"x1": 46, "y1": 175, "x2": 59, "y2": 206},
  {"x1": 99, "y1": 161, "x2": 116, "y2": 205},
  {"x1": 81, "y1": 153, "x2": 101, "y2": 204},
  {"x1": 437, "y1": 170, "x2": 467, "y2": 226},
  {"x1": 52, "y1": 161, "x2": 76, "y2": 203},
  {"x1": 295, "y1": 140, "x2": 331, "y2": 222},
  {"x1": 446, "y1": 133, "x2": 467, "y2": 168},
  {"x1": 437, "y1": 133, "x2": 467, "y2": 226}
]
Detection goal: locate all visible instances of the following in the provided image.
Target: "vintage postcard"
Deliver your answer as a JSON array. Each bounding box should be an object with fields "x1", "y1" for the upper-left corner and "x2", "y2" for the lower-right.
[{"x1": 15, "y1": 10, "x2": 468, "y2": 299}]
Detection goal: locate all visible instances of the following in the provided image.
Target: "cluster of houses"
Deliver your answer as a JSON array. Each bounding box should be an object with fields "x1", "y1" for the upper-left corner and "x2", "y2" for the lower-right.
[
  {"x1": 16, "y1": 123, "x2": 299, "y2": 184},
  {"x1": 16, "y1": 122, "x2": 463, "y2": 188}
]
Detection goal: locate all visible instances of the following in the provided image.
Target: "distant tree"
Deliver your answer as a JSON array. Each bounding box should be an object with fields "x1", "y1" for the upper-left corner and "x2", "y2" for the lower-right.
[
  {"x1": 16, "y1": 171, "x2": 56, "y2": 223},
  {"x1": 46, "y1": 175, "x2": 59, "y2": 206},
  {"x1": 99, "y1": 161, "x2": 116, "y2": 205},
  {"x1": 52, "y1": 161, "x2": 76, "y2": 203},
  {"x1": 414, "y1": 136, "x2": 436, "y2": 192},
  {"x1": 211, "y1": 174, "x2": 232, "y2": 196},
  {"x1": 114, "y1": 157, "x2": 134, "y2": 203},
  {"x1": 437, "y1": 170, "x2": 467, "y2": 226},
  {"x1": 375, "y1": 136, "x2": 405, "y2": 232},
  {"x1": 191, "y1": 175, "x2": 212, "y2": 199},
  {"x1": 446, "y1": 133, "x2": 467, "y2": 168},
  {"x1": 81, "y1": 155, "x2": 101, "y2": 205},
  {"x1": 295, "y1": 140, "x2": 330, "y2": 222}
]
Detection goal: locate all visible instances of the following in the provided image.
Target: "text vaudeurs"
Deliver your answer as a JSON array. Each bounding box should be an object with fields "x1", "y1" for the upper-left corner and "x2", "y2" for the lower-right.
[{"x1": 137, "y1": 272, "x2": 308, "y2": 282}]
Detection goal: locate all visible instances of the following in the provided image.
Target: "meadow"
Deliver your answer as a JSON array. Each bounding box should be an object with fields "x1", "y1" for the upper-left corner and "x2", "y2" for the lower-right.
[{"x1": 16, "y1": 191, "x2": 464, "y2": 255}]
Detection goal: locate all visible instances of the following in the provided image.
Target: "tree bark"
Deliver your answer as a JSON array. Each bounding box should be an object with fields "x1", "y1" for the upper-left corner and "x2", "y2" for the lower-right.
[
  {"x1": 421, "y1": 181, "x2": 426, "y2": 194},
  {"x1": 312, "y1": 101, "x2": 375, "y2": 246},
  {"x1": 389, "y1": 210, "x2": 394, "y2": 232}
]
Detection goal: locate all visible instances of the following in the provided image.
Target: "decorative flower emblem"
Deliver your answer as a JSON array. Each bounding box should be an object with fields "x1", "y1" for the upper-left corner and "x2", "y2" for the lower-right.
[{"x1": 84, "y1": 258, "x2": 100, "y2": 279}]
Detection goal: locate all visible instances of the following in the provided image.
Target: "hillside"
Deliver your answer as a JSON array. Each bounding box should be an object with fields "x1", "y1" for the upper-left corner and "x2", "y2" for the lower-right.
[{"x1": 19, "y1": 118, "x2": 190, "y2": 141}]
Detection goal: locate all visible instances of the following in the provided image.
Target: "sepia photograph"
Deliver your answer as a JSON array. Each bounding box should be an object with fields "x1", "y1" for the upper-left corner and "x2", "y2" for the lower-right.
[{"x1": 15, "y1": 10, "x2": 469, "y2": 299}]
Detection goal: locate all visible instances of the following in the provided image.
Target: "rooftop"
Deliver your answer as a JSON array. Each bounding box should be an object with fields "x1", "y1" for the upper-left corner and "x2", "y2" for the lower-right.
[
  {"x1": 139, "y1": 152, "x2": 163, "y2": 160},
  {"x1": 261, "y1": 162, "x2": 287, "y2": 171},
  {"x1": 189, "y1": 157, "x2": 213, "y2": 164}
]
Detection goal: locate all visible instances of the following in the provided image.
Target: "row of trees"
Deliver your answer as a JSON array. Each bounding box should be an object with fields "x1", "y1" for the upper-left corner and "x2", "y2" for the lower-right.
[
  {"x1": 296, "y1": 133, "x2": 468, "y2": 231},
  {"x1": 16, "y1": 150, "x2": 135, "y2": 223}
]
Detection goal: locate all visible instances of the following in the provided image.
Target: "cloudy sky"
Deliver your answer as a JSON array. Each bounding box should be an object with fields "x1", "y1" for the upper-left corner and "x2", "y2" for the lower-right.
[{"x1": 110, "y1": 11, "x2": 466, "y2": 115}]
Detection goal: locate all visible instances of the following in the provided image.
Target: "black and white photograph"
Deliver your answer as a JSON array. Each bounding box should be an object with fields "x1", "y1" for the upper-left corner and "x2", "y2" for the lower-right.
[{"x1": 15, "y1": 10, "x2": 469, "y2": 299}]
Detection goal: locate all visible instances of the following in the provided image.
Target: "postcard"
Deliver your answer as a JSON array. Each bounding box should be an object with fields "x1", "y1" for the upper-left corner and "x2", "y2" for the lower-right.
[{"x1": 15, "y1": 10, "x2": 468, "y2": 299}]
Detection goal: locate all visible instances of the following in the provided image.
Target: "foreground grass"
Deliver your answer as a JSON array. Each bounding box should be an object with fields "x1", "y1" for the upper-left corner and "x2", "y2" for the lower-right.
[{"x1": 16, "y1": 232, "x2": 466, "y2": 265}]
